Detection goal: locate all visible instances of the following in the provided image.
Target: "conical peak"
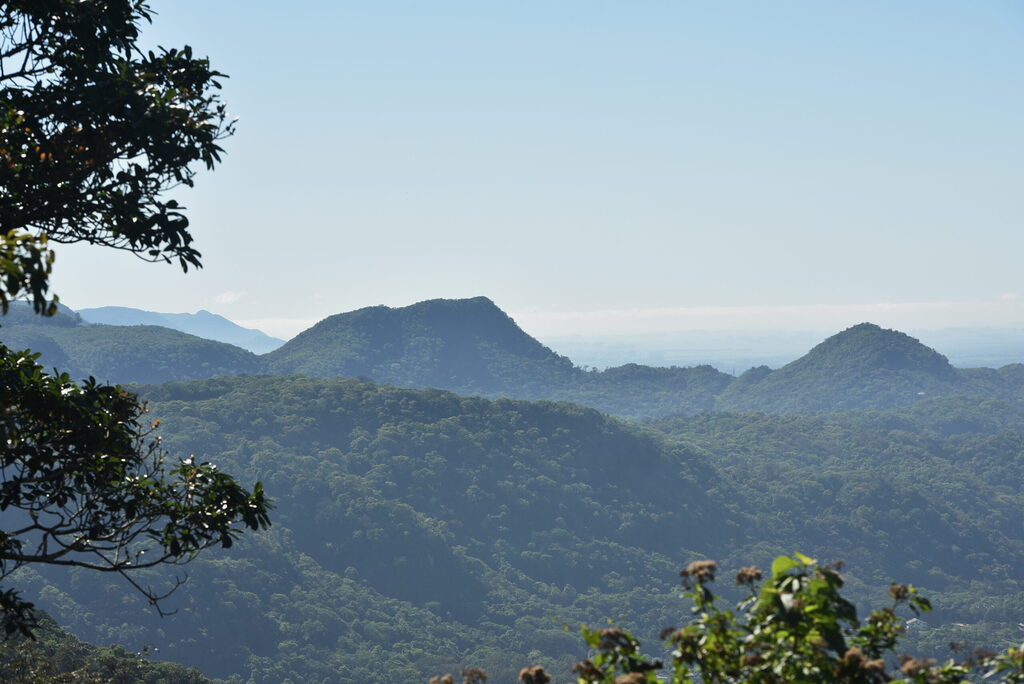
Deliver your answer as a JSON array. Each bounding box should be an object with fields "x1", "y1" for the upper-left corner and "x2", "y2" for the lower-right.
[{"x1": 800, "y1": 322, "x2": 955, "y2": 376}]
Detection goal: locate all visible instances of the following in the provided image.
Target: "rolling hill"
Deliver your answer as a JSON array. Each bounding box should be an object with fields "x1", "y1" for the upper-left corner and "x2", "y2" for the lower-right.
[
  {"x1": 3, "y1": 299, "x2": 1022, "y2": 416},
  {"x1": 77, "y1": 306, "x2": 285, "y2": 354},
  {"x1": 716, "y1": 323, "x2": 1024, "y2": 412},
  {"x1": 0, "y1": 303, "x2": 259, "y2": 384},
  {"x1": 263, "y1": 296, "x2": 578, "y2": 393}
]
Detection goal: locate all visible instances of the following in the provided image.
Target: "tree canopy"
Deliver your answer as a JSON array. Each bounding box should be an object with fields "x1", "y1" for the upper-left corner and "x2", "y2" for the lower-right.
[
  {"x1": 22, "y1": 377, "x2": 1019, "y2": 682},
  {"x1": 0, "y1": 0, "x2": 268, "y2": 636},
  {"x1": 0, "y1": 0, "x2": 234, "y2": 313}
]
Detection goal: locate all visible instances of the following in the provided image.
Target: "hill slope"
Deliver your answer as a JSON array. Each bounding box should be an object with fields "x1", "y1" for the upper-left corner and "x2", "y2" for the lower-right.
[
  {"x1": 77, "y1": 306, "x2": 285, "y2": 354},
  {"x1": 5, "y1": 300, "x2": 1023, "y2": 416},
  {"x1": 716, "y1": 323, "x2": 968, "y2": 412},
  {"x1": 0, "y1": 304, "x2": 259, "y2": 384},
  {"x1": 19, "y1": 378, "x2": 1024, "y2": 682},
  {"x1": 24, "y1": 375, "x2": 728, "y2": 682},
  {"x1": 263, "y1": 296, "x2": 734, "y2": 416},
  {"x1": 263, "y1": 296, "x2": 577, "y2": 392}
]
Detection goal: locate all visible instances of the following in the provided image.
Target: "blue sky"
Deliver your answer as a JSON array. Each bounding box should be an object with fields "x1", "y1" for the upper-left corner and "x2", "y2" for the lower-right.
[{"x1": 52, "y1": 1, "x2": 1024, "y2": 338}]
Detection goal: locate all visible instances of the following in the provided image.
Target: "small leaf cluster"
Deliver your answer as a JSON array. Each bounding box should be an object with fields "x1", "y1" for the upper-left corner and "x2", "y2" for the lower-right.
[{"x1": 0, "y1": 230, "x2": 56, "y2": 316}]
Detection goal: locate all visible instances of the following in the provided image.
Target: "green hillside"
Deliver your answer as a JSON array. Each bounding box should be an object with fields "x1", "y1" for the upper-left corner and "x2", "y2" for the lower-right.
[
  {"x1": 3, "y1": 301, "x2": 1024, "y2": 419},
  {"x1": 0, "y1": 305, "x2": 260, "y2": 384},
  {"x1": 263, "y1": 296, "x2": 578, "y2": 393},
  {"x1": 22, "y1": 375, "x2": 723, "y2": 682},
  {"x1": 19, "y1": 377, "x2": 1024, "y2": 683},
  {"x1": 77, "y1": 306, "x2": 285, "y2": 354},
  {"x1": 0, "y1": 612, "x2": 209, "y2": 683},
  {"x1": 650, "y1": 396, "x2": 1024, "y2": 654},
  {"x1": 715, "y1": 323, "x2": 1020, "y2": 412},
  {"x1": 263, "y1": 297, "x2": 736, "y2": 417},
  {"x1": 552, "y1": 362, "x2": 734, "y2": 417}
]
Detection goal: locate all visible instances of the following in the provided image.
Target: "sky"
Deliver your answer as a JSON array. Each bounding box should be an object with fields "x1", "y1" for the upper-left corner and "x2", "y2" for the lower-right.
[{"x1": 50, "y1": 1, "x2": 1024, "y2": 340}]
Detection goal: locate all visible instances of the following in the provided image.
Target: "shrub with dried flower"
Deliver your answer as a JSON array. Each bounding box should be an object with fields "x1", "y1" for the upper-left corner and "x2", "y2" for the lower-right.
[{"x1": 440, "y1": 553, "x2": 1024, "y2": 683}]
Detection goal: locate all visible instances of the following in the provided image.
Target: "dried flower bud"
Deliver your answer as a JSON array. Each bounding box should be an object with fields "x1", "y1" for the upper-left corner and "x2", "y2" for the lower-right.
[
  {"x1": 681, "y1": 560, "x2": 717, "y2": 584},
  {"x1": 598, "y1": 628, "x2": 632, "y2": 651},
  {"x1": 890, "y1": 583, "x2": 910, "y2": 601},
  {"x1": 899, "y1": 655, "x2": 936, "y2": 676},
  {"x1": 573, "y1": 660, "x2": 602, "y2": 680},
  {"x1": 735, "y1": 566, "x2": 763, "y2": 586},
  {"x1": 613, "y1": 674, "x2": 647, "y2": 684},
  {"x1": 518, "y1": 666, "x2": 550, "y2": 684},
  {"x1": 843, "y1": 647, "x2": 865, "y2": 667},
  {"x1": 461, "y1": 667, "x2": 487, "y2": 684}
]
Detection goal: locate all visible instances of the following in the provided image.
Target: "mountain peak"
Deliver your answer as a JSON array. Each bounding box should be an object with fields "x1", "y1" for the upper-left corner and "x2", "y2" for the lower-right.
[
  {"x1": 715, "y1": 323, "x2": 961, "y2": 412},
  {"x1": 805, "y1": 322, "x2": 956, "y2": 376},
  {"x1": 265, "y1": 297, "x2": 574, "y2": 392},
  {"x1": 404, "y1": 296, "x2": 501, "y2": 314}
]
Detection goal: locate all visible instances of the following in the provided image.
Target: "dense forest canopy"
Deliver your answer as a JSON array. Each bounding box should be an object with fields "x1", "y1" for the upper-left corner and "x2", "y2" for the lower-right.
[{"x1": 14, "y1": 376, "x2": 1023, "y2": 682}]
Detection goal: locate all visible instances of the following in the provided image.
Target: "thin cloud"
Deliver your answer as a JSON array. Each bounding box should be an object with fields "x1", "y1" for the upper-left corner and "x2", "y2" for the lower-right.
[{"x1": 214, "y1": 290, "x2": 245, "y2": 305}]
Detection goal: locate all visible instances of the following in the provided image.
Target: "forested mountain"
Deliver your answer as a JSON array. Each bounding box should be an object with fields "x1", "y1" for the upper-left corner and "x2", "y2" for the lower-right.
[
  {"x1": 18, "y1": 376, "x2": 1024, "y2": 683},
  {"x1": 0, "y1": 304, "x2": 260, "y2": 384},
  {"x1": 262, "y1": 298, "x2": 1024, "y2": 416},
  {"x1": 716, "y1": 323, "x2": 1024, "y2": 412},
  {"x1": 263, "y1": 296, "x2": 579, "y2": 393},
  {"x1": 3, "y1": 299, "x2": 1023, "y2": 417},
  {"x1": 77, "y1": 306, "x2": 285, "y2": 354},
  {"x1": 718, "y1": 323, "x2": 972, "y2": 412}
]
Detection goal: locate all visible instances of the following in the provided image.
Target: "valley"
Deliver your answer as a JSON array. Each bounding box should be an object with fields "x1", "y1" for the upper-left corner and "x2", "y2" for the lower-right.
[{"x1": 4, "y1": 297, "x2": 1022, "y2": 682}]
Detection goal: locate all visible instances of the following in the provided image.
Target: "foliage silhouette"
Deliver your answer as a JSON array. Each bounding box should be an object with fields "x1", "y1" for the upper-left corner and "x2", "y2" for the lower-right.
[{"x1": 0, "y1": 0, "x2": 268, "y2": 636}]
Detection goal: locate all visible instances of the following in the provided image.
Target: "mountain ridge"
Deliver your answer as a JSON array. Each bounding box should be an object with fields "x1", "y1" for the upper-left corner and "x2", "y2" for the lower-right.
[
  {"x1": 3, "y1": 298, "x2": 1023, "y2": 416},
  {"x1": 77, "y1": 305, "x2": 285, "y2": 354}
]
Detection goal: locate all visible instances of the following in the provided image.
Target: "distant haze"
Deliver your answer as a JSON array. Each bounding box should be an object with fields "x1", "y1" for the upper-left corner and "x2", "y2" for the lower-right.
[
  {"x1": 518, "y1": 298, "x2": 1024, "y2": 370},
  {"x1": 223, "y1": 295, "x2": 1024, "y2": 342},
  {"x1": 541, "y1": 327, "x2": 1024, "y2": 372},
  {"x1": 511, "y1": 296, "x2": 1024, "y2": 338},
  {"x1": 47, "y1": 1, "x2": 1023, "y2": 332}
]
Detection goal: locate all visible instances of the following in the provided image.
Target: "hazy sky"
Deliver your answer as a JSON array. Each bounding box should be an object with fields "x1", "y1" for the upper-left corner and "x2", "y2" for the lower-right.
[{"x1": 51, "y1": 1, "x2": 1024, "y2": 339}]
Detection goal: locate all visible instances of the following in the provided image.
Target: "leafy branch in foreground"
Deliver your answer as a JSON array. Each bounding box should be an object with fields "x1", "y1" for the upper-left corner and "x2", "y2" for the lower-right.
[
  {"x1": 0, "y1": 0, "x2": 269, "y2": 638},
  {"x1": 0, "y1": 344, "x2": 270, "y2": 636},
  {"x1": 0, "y1": 0, "x2": 272, "y2": 647},
  {"x1": 1, "y1": 1, "x2": 235, "y2": 271},
  {"x1": 434, "y1": 553, "x2": 1024, "y2": 683},
  {"x1": 1, "y1": 0, "x2": 239, "y2": 316}
]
